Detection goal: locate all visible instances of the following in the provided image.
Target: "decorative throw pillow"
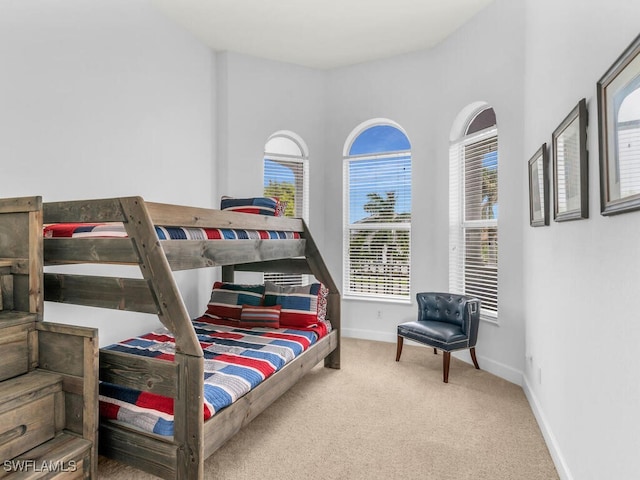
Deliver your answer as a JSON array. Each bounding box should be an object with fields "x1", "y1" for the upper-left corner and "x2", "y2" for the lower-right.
[
  {"x1": 205, "y1": 282, "x2": 265, "y2": 320},
  {"x1": 263, "y1": 282, "x2": 323, "y2": 328},
  {"x1": 275, "y1": 201, "x2": 287, "y2": 217},
  {"x1": 239, "y1": 304, "x2": 282, "y2": 328},
  {"x1": 317, "y1": 284, "x2": 331, "y2": 332},
  {"x1": 220, "y1": 196, "x2": 281, "y2": 216}
]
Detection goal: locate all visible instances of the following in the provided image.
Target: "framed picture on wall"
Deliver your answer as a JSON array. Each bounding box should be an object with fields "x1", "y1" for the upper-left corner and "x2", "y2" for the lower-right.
[
  {"x1": 597, "y1": 33, "x2": 640, "y2": 216},
  {"x1": 552, "y1": 98, "x2": 589, "y2": 222},
  {"x1": 529, "y1": 143, "x2": 549, "y2": 227},
  {"x1": 528, "y1": 144, "x2": 549, "y2": 226}
]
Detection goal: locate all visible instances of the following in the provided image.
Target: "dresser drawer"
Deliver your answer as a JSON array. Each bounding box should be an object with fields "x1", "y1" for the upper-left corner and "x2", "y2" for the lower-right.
[
  {"x1": 0, "y1": 372, "x2": 62, "y2": 461},
  {"x1": 0, "y1": 320, "x2": 34, "y2": 382},
  {"x1": 0, "y1": 332, "x2": 29, "y2": 382}
]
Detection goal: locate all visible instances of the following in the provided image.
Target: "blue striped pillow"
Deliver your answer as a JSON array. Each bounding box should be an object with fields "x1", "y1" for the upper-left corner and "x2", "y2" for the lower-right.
[
  {"x1": 205, "y1": 282, "x2": 265, "y2": 320},
  {"x1": 220, "y1": 196, "x2": 281, "y2": 216},
  {"x1": 263, "y1": 282, "x2": 322, "y2": 328}
]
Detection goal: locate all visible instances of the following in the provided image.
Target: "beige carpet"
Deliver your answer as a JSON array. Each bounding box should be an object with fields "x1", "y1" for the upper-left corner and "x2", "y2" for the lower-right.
[{"x1": 97, "y1": 338, "x2": 559, "y2": 479}]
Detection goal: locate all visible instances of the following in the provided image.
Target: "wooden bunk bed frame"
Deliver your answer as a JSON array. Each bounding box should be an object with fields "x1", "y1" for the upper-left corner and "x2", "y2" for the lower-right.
[{"x1": 41, "y1": 196, "x2": 341, "y2": 480}]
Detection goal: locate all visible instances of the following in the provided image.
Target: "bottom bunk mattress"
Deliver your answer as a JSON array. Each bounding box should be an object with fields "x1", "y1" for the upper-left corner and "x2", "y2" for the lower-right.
[{"x1": 99, "y1": 316, "x2": 326, "y2": 436}]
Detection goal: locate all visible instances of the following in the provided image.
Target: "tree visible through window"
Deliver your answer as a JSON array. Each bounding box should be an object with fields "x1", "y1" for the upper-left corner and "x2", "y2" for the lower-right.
[{"x1": 344, "y1": 122, "x2": 412, "y2": 301}]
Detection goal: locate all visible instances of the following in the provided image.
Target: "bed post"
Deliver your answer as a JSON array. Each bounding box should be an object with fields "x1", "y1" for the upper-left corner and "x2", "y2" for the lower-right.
[
  {"x1": 302, "y1": 221, "x2": 340, "y2": 369},
  {"x1": 174, "y1": 352, "x2": 204, "y2": 479},
  {"x1": 221, "y1": 265, "x2": 235, "y2": 283}
]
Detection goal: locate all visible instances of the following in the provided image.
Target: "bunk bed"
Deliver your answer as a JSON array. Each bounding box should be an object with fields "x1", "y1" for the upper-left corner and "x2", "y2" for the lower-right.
[{"x1": 41, "y1": 196, "x2": 341, "y2": 480}]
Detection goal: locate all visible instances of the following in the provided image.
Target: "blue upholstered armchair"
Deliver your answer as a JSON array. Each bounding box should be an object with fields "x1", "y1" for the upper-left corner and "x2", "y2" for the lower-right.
[{"x1": 396, "y1": 292, "x2": 481, "y2": 383}]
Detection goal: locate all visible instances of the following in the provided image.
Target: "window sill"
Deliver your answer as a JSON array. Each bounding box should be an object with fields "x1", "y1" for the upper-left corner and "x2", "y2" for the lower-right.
[
  {"x1": 343, "y1": 294, "x2": 412, "y2": 306},
  {"x1": 481, "y1": 314, "x2": 499, "y2": 326}
]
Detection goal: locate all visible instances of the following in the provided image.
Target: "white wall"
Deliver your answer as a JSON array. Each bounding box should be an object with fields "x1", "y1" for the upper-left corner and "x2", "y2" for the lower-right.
[
  {"x1": 323, "y1": 0, "x2": 527, "y2": 384},
  {"x1": 215, "y1": 52, "x2": 328, "y2": 265},
  {"x1": 0, "y1": 0, "x2": 215, "y2": 345},
  {"x1": 522, "y1": 1, "x2": 640, "y2": 479},
  {"x1": 2, "y1": 1, "x2": 639, "y2": 477}
]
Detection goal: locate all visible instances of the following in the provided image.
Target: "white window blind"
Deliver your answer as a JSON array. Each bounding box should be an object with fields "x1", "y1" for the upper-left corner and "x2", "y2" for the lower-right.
[
  {"x1": 344, "y1": 152, "x2": 411, "y2": 300},
  {"x1": 450, "y1": 123, "x2": 498, "y2": 318},
  {"x1": 263, "y1": 137, "x2": 309, "y2": 286},
  {"x1": 264, "y1": 156, "x2": 308, "y2": 219},
  {"x1": 617, "y1": 119, "x2": 640, "y2": 198},
  {"x1": 613, "y1": 84, "x2": 640, "y2": 200}
]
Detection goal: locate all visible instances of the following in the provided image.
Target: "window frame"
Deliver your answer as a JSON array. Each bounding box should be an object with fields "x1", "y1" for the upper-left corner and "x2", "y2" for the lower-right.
[
  {"x1": 449, "y1": 113, "x2": 499, "y2": 323},
  {"x1": 263, "y1": 132, "x2": 309, "y2": 286},
  {"x1": 343, "y1": 121, "x2": 412, "y2": 303}
]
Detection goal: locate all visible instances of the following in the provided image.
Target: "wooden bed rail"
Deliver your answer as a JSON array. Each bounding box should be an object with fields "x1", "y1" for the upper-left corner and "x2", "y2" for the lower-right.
[
  {"x1": 145, "y1": 201, "x2": 304, "y2": 232},
  {"x1": 100, "y1": 350, "x2": 178, "y2": 397},
  {"x1": 44, "y1": 273, "x2": 159, "y2": 314},
  {"x1": 43, "y1": 197, "x2": 126, "y2": 223},
  {"x1": 43, "y1": 196, "x2": 304, "y2": 232},
  {"x1": 44, "y1": 238, "x2": 306, "y2": 269}
]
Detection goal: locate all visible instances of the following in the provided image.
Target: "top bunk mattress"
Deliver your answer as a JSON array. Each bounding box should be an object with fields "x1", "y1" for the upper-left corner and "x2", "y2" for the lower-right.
[{"x1": 44, "y1": 223, "x2": 301, "y2": 240}]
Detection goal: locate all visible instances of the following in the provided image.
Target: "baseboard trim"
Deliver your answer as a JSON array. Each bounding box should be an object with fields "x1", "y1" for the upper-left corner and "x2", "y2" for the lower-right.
[
  {"x1": 341, "y1": 327, "x2": 394, "y2": 344},
  {"x1": 523, "y1": 377, "x2": 573, "y2": 480},
  {"x1": 464, "y1": 353, "x2": 523, "y2": 385}
]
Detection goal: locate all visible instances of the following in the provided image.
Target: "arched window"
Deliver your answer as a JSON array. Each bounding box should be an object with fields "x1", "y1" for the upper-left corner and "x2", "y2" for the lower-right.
[
  {"x1": 263, "y1": 131, "x2": 309, "y2": 286},
  {"x1": 449, "y1": 105, "x2": 499, "y2": 319},
  {"x1": 614, "y1": 84, "x2": 640, "y2": 199},
  {"x1": 343, "y1": 119, "x2": 412, "y2": 301},
  {"x1": 264, "y1": 131, "x2": 309, "y2": 220}
]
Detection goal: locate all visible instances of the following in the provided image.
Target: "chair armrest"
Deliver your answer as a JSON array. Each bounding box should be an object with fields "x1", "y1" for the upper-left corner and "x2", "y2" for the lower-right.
[{"x1": 461, "y1": 298, "x2": 481, "y2": 346}]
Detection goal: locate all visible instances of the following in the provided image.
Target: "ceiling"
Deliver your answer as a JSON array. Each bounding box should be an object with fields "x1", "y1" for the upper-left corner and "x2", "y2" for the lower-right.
[{"x1": 149, "y1": 0, "x2": 495, "y2": 70}]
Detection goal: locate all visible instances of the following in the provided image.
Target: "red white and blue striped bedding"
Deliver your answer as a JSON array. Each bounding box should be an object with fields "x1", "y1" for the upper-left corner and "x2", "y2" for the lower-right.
[
  {"x1": 43, "y1": 222, "x2": 301, "y2": 240},
  {"x1": 98, "y1": 316, "x2": 323, "y2": 436}
]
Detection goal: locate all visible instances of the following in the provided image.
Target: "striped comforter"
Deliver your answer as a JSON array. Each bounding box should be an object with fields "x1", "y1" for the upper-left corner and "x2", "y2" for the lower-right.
[
  {"x1": 99, "y1": 317, "x2": 320, "y2": 436},
  {"x1": 43, "y1": 222, "x2": 300, "y2": 240}
]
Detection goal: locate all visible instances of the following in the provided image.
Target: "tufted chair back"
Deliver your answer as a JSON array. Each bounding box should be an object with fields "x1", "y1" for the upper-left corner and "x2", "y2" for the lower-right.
[{"x1": 416, "y1": 292, "x2": 480, "y2": 349}]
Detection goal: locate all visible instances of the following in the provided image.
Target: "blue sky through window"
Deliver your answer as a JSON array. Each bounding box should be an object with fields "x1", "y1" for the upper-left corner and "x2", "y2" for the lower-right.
[
  {"x1": 264, "y1": 159, "x2": 294, "y2": 185},
  {"x1": 348, "y1": 125, "x2": 411, "y2": 223},
  {"x1": 349, "y1": 125, "x2": 411, "y2": 155},
  {"x1": 349, "y1": 155, "x2": 411, "y2": 223},
  {"x1": 483, "y1": 150, "x2": 498, "y2": 219}
]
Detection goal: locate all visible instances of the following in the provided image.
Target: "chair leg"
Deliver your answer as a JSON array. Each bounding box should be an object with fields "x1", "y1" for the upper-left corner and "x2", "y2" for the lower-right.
[
  {"x1": 470, "y1": 347, "x2": 480, "y2": 370},
  {"x1": 443, "y1": 351, "x2": 451, "y2": 383},
  {"x1": 395, "y1": 336, "x2": 404, "y2": 361}
]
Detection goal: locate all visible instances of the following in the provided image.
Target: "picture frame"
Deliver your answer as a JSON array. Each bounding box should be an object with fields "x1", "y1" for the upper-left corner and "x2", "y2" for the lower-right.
[
  {"x1": 597, "y1": 33, "x2": 640, "y2": 216},
  {"x1": 552, "y1": 98, "x2": 588, "y2": 222},
  {"x1": 528, "y1": 143, "x2": 549, "y2": 227}
]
